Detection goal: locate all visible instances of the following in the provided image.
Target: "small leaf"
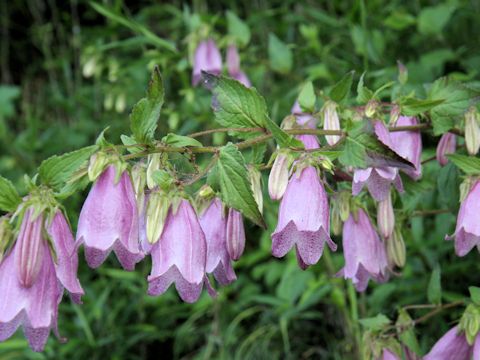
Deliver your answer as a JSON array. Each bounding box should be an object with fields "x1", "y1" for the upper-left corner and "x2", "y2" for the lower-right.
[
  {"x1": 264, "y1": 117, "x2": 304, "y2": 148},
  {"x1": 339, "y1": 137, "x2": 366, "y2": 168},
  {"x1": 396, "y1": 309, "x2": 421, "y2": 355},
  {"x1": 358, "y1": 314, "x2": 391, "y2": 331},
  {"x1": 226, "y1": 11, "x2": 250, "y2": 46},
  {"x1": 418, "y1": 4, "x2": 456, "y2": 35},
  {"x1": 329, "y1": 71, "x2": 354, "y2": 103},
  {"x1": 469, "y1": 286, "x2": 480, "y2": 305},
  {"x1": 130, "y1": 66, "x2": 165, "y2": 143},
  {"x1": 356, "y1": 72, "x2": 374, "y2": 103},
  {"x1": 298, "y1": 81, "x2": 316, "y2": 112},
  {"x1": 120, "y1": 134, "x2": 144, "y2": 154},
  {"x1": 0, "y1": 176, "x2": 21, "y2": 212},
  {"x1": 216, "y1": 143, "x2": 265, "y2": 228},
  {"x1": 447, "y1": 154, "x2": 480, "y2": 175},
  {"x1": 38, "y1": 146, "x2": 98, "y2": 192},
  {"x1": 427, "y1": 266, "x2": 442, "y2": 304},
  {"x1": 268, "y1": 34, "x2": 292, "y2": 74},
  {"x1": 400, "y1": 98, "x2": 445, "y2": 116},
  {"x1": 162, "y1": 134, "x2": 203, "y2": 147}
]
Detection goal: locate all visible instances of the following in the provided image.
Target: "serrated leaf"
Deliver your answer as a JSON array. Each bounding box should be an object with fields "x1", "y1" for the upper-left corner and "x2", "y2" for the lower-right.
[
  {"x1": 264, "y1": 117, "x2": 304, "y2": 148},
  {"x1": 120, "y1": 134, "x2": 144, "y2": 154},
  {"x1": 469, "y1": 286, "x2": 480, "y2": 305},
  {"x1": 396, "y1": 309, "x2": 421, "y2": 355},
  {"x1": 162, "y1": 134, "x2": 202, "y2": 147},
  {"x1": 329, "y1": 71, "x2": 354, "y2": 103},
  {"x1": 358, "y1": 314, "x2": 391, "y2": 331},
  {"x1": 339, "y1": 137, "x2": 366, "y2": 167},
  {"x1": 226, "y1": 11, "x2": 250, "y2": 46},
  {"x1": 0, "y1": 176, "x2": 21, "y2": 212},
  {"x1": 427, "y1": 78, "x2": 476, "y2": 135},
  {"x1": 216, "y1": 143, "x2": 265, "y2": 228},
  {"x1": 447, "y1": 154, "x2": 480, "y2": 175},
  {"x1": 38, "y1": 146, "x2": 98, "y2": 191},
  {"x1": 268, "y1": 33, "x2": 292, "y2": 74},
  {"x1": 298, "y1": 82, "x2": 316, "y2": 112},
  {"x1": 427, "y1": 266, "x2": 442, "y2": 304},
  {"x1": 130, "y1": 66, "x2": 164, "y2": 143},
  {"x1": 356, "y1": 72, "x2": 374, "y2": 103},
  {"x1": 400, "y1": 98, "x2": 445, "y2": 116}
]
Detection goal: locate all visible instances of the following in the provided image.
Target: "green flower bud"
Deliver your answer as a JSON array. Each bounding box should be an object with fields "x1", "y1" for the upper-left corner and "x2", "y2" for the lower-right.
[
  {"x1": 365, "y1": 99, "x2": 379, "y2": 118},
  {"x1": 397, "y1": 61, "x2": 408, "y2": 85},
  {"x1": 88, "y1": 152, "x2": 110, "y2": 182},
  {"x1": 131, "y1": 163, "x2": 147, "y2": 212},
  {"x1": 146, "y1": 192, "x2": 170, "y2": 244},
  {"x1": 465, "y1": 107, "x2": 480, "y2": 156},
  {"x1": 459, "y1": 304, "x2": 480, "y2": 345},
  {"x1": 248, "y1": 166, "x2": 263, "y2": 214},
  {"x1": 387, "y1": 227, "x2": 406, "y2": 268},
  {"x1": 147, "y1": 154, "x2": 163, "y2": 190}
]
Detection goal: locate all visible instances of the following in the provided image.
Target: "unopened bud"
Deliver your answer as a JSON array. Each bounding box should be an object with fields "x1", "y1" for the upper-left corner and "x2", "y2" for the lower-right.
[
  {"x1": 459, "y1": 304, "x2": 480, "y2": 345},
  {"x1": 460, "y1": 177, "x2": 475, "y2": 203},
  {"x1": 268, "y1": 152, "x2": 290, "y2": 200},
  {"x1": 82, "y1": 57, "x2": 97, "y2": 78},
  {"x1": 331, "y1": 206, "x2": 342, "y2": 236},
  {"x1": 147, "y1": 154, "x2": 163, "y2": 189},
  {"x1": 146, "y1": 192, "x2": 170, "y2": 244},
  {"x1": 248, "y1": 166, "x2": 263, "y2": 214},
  {"x1": 436, "y1": 132, "x2": 457, "y2": 167},
  {"x1": 115, "y1": 93, "x2": 126, "y2": 113},
  {"x1": 280, "y1": 114, "x2": 297, "y2": 130},
  {"x1": 365, "y1": 99, "x2": 379, "y2": 118},
  {"x1": 323, "y1": 100, "x2": 341, "y2": 146},
  {"x1": 104, "y1": 93, "x2": 114, "y2": 111},
  {"x1": 465, "y1": 107, "x2": 480, "y2": 156},
  {"x1": 226, "y1": 208, "x2": 246, "y2": 261},
  {"x1": 88, "y1": 152, "x2": 109, "y2": 182},
  {"x1": 131, "y1": 163, "x2": 147, "y2": 211},
  {"x1": 338, "y1": 192, "x2": 351, "y2": 222},
  {"x1": 377, "y1": 192, "x2": 394, "y2": 239},
  {"x1": 389, "y1": 104, "x2": 400, "y2": 125},
  {"x1": 397, "y1": 61, "x2": 408, "y2": 85},
  {"x1": 387, "y1": 228, "x2": 406, "y2": 268},
  {"x1": 0, "y1": 217, "x2": 13, "y2": 263}
]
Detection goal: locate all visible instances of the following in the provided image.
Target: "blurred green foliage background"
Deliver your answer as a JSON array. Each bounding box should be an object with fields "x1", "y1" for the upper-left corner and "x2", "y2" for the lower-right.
[{"x1": 1, "y1": 0, "x2": 480, "y2": 359}]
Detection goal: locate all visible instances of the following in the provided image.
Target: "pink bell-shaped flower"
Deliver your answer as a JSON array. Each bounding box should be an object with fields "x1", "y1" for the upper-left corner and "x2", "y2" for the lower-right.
[
  {"x1": 76, "y1": 165, "x2": 144, "y2": 270},
  {"x1": 436, "y1": 132, "x2": 456, "y2": 167},
  {"x1": 390, "y1": 116, "x2": 422, "y2": 180},
  {"x1": 192, "y1": 39, "x2": 222, "y2": 86},
  {"x1": 446, "y1": 179, "x2": 480, "y2": 256},
  {"x1": 226, "y1": 45, "x2": 251, "y2": 87},
  {"x1": 424, "y1": 326, "x2": 472, "y2": 360},
  {"x1": 148, "y1": 199, "x2": 209, "y2": 303},
  {"x1": 339, "y1": 208, "x2": 389, "y2": 291},
  {"x1": 0, "y1": 207, "x2": 83, "y2": 352},
  {"x1": 199, "y1": 199, "x2": 236, "y2": 285}
]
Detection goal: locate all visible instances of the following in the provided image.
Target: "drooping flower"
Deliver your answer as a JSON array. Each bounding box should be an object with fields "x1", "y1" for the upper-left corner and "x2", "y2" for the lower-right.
[
  {"x1": 199, "y1": 199, "x2": 236, "y2": 285},
  {"x1": 226, "y1": 45, "x2": 251, "y2": 87},
  {"x1": 322, "y1": 100, "x2": 341, "y2": 146},
  {"x1": 226, "y1": 208, "x2": 246, "y2": 261},
  {"x1": 446, "y1": 179, "x2": 480, "y2": 256},
  {"x1": 339, "y1": 208, "x2": 389, "y2": 292},
  {"x1": 424, "y1": 326, "x2": 472, "y2": 360},
  {"x1": 436, "y1": 132, "x2": 457, "y2": 166},
  {"x1": 381, "y1": 349, "x2": 400, "y2": 360},
  {"x1": 390, "y1": 116, "x2": 422, "y2": 180},
  {"x1": 77, "y1": 165, "x2": 144, "y2": 270},
  {"x1": 148, "y1": 199, "x2": 209, "y2": 303},
  {"x1": 352, "y1": 121, "x2": 404, "y2": 201},
  {"x1": 0, "y1": 207, "x2": 83, "y2": 352},
  {"x1": 192, "y1": 39, "x2": 222, "y2": 86},
  {"x1": 377, "y1": 191, "x2": 394, "y2": 239}
]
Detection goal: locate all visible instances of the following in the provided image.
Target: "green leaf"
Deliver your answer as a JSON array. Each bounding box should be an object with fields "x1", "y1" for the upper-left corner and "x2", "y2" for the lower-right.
[
  {"x1": 418, "y1": 4, "x2": 456, "y2": 35},
  {"x1": 216, "y1": 143, "x2": 265, "y2": 228},
  {"x1": 427, "y1": 77, "x2": 475, "y2": 135},
  {"x1": 427, "y1": 266, "x2": 442, "y2": 304},
  {"x1": 469, "y1": 286, "x2": 480, "y2": 305},
  {"x1": 0, "y1": 176, "x2": 21, "y2": 212},
  {"x1": 130, "y1": 66, "x2": 165, "y2": 143},
  {"x1": 162, "y1": 134, "x2": 203, "y2": 147},
  {"x1": 437, "y1": 163, "x2": 459, "y2": 208},
  {"x1": 356, "y1": 72, "x2": 374, "y2": 103},
  {"x1": 268, "y1": 34, "x2": 292, "y2": 74},
  {"x1": 90, "y1": 2, "x2": 176, "y2": 52},
  {"x1": 264, "y1": 117, "x2": 303, "y2": 148},
  {"x1": 447, "y1": 154, "x2": 480, "y2": 175},
  {"x1": 396, "y1": 309, "x2": 421, "y2": 355},
  {"x1": 329, "y1": 71, "x2": 354, "y2": 103},
  {"x1": 38, "y1": 146, "x2": 98, "y2": 192},
  {"x1": 120, "y1": 134, "x2": 144, "y2": 154},
  {"x1": 339, "y1": 137, "x2": 366, "y2": 168},
  {"x1": 298, "y1": 82, "x2": 316, "y2": 112},
  {"x1": 358, "y1": 314, "x2": 391, "y2": 331},
  {"x1": 384, "y1": 11, "x2": 416, "y2": 30},
  {"x1": 226, "y1": 11, "x2": 250, "y2": 46},
  {"x1": 400, "y1": 98, "x2": 445, "y2": 116}
]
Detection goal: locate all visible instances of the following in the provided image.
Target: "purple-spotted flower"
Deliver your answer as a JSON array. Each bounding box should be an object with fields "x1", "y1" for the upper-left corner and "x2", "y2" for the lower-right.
[
  {"x1": 226, "y1": 208, "x2": 246, "y2": 261},
  {"x1": 424, "y1": 326, "x2": 474, "y2": 360},
  {"x1": 446, "y1": 179, "x2": 480, "y2": 256},
  {"x1": 339, "y1": 208, "x2": 389, "y2": 292},
  {"x1": 226, "y1": 45, "x2": 251, "y2": 87},
  {"x1": 390, "y1": 116, "x2": 422, "y2": 180},
  {"x1": 436, "y1": 133, "x2": 457, "y2": 167},
  {"x1": 0, "y1": 207, "x2": 83, "y2": 352},
  {"x1": 192, "y1": 39, "x2": 222, "y2": 86},
  {"x1": 199, "y1": 199, "x2": 236, "y2": 285},
  {"x1": 352, "y1": 121, "x2": 404, "y2": 201},
  {"x1": 271, "y1": 135, "x2": 336, "y2": 267},
  {"x1": 76, "y1": 165, "x2": 144, "y2": 270},
  {"x1": 148, "y1": 199, "x2": 210, "y2": 303}
]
